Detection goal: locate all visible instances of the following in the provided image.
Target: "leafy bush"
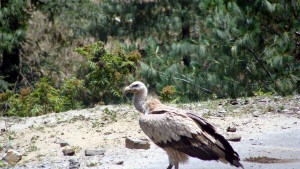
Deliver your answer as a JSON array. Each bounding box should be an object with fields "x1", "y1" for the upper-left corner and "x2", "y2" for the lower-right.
[
  {"x1": 0, "y1": 41, "x2": 140, "y2": 117},
  {"x1": 76, "y1": 41, "x2": 140, "y2": 104},
  {"x1": 0, "y1": 77, "x2": 84, "y2": 117},
  {"x1": 0, "y1": 78, "x2": 58, "y2": 116},
  {"x1": 58, "y1": 78, "x2": 84, "y2": 112}
]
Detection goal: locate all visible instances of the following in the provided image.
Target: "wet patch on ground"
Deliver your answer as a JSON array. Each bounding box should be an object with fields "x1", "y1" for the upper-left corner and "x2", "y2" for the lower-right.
[{"x1": 244, "y1": 156, "x2": 300, "y2": 164}]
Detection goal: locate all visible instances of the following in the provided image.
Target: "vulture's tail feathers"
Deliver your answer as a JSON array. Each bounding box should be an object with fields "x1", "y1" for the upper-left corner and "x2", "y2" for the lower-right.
[{"x1": 187, "y1": 112, "x2": 244, "y2": 168}]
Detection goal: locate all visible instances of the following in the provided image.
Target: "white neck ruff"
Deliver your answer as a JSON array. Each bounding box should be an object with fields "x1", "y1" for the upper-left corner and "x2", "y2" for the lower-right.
[{"x1": 133, "y1": 89, "x2": 147, "y2": 114}]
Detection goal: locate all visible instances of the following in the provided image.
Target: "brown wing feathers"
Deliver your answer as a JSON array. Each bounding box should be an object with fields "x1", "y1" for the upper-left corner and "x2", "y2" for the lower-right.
[
  {"x1": 187, "y1": 112, "x2": 243, "y2": 168},
  {"x1": 155, "y1": 112, "x2": 243, "y2": 168},
  {"x1": 157, "y1": 135, "x2": 220, "y2": 161}
]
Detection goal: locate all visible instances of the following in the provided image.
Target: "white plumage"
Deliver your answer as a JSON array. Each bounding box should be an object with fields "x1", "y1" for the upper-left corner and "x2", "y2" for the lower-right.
[{"x1": 125, "y1": 81, "x2": 243, "y2": 169}]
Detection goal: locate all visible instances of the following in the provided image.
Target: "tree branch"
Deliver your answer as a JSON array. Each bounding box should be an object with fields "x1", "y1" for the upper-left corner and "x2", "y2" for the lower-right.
[
  {"x1": 156, "y1": 70, "x2": 213, "y2": 94},
  {"x1": 19, "y1": 50, "x2": 34, "y2": 90},
  {"x1": 247, "y1": 48, "x2": 275, "y2": 83}
]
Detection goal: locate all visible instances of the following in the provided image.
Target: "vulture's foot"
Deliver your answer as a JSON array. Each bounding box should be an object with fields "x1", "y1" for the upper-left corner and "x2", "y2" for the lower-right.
[
  {"x1": 175, "y1": 162, "x2": 179, "y2": 169},
  {"x1": 167, "y1": 162, "x2": 179, "y2": 169},
  {"x1": 167, "y1": 164, "x2": 173, "y2": 169}
]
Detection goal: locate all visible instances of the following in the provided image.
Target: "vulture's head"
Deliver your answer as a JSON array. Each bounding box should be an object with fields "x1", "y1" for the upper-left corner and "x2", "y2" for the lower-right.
[{"x1": 124, "y1": 81, "x2": 147, "y2": 95}]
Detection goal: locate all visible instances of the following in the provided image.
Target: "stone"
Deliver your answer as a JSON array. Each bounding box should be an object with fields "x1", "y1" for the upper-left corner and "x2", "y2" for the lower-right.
[
  {"x1": 259, "y1": 99, "x2": 270, "y2": 102},
  {"x1": 125, "y1": 137, "x2": 150, "y2": 150},
  {"x1": 282, "y1": 109, "x2": 289, "y2": 113},
  {"x1": 281, "y1": 126, "x2": 289, "y2": 129},
  {"x1": 1, "y1": 128, "x2": 6, "y2": 133},
  {"x1": 252, "y1": 110, "x2": 260, "y2": 117},
  {"x1": 85, "y1": 149, "x2": 105, "y2": 156},
  {"x1": 115, "y1": 160, "x2": 124, "y2": 165},
  {"x1": 243, "y1": 100, "x2": 249, "y2": 105},
  {"x1": 69, "y1": 159, "x2": 80, "y2": 169},
  {"x1": 218, "y1": 109, "x2": 226, "y2": 113},
  {"x1": 227, "y1": 126, "x2": 237, "y2": 132},
  {"x1": 227, "y1": 135, "x2": 242, "y2": 142},
  {"x1": 2, "y1": 149, "x2": 22, "y2": 164},
  {"x1": 2, "y1": 143, "x2": 13, "y2": 153},
  {"x1": 233, "y1": 109, "x2": 240, "y2": 113},
  {"x1": 59, "y1": 139, "x2": 69, "y2": 147},
  {"x1": 104, "y1": 132, "x2": 112, "y2": 135},
  {"x1": 229, "y1": 99, "x2": 238, "y2": 105},
  {"x1": 62, "y1": 146, "x2": 75, "y2": 156}
]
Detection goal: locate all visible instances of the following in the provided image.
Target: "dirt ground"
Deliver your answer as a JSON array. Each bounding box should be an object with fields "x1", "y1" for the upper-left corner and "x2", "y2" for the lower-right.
[{"x1": 0, "y1": 95, "x2": 299, "y2": 169}]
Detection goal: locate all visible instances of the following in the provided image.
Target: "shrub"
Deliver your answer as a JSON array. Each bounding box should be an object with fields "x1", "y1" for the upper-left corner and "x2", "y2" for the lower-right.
[
  {"x1": 76, "y1": 41, "x2": 140, "y2": 104},
  {"x1": 58, "y1": 77, "x2": 84, "y2": 112},
  {"x1": 160, "y1": 85, "x2": 176, "y2": 102},
  {"x1": 0, "y1": 77, "x2": 84, "y2": 117}
]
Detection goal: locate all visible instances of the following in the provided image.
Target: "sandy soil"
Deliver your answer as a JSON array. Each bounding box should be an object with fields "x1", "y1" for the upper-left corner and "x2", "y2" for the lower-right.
[{"x1": 0, "y1": 95, "x2": 299, "y2": 168}]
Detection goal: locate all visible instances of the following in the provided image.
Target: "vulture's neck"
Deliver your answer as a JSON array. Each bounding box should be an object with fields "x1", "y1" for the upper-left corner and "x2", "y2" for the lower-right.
[{"x1": 133, "y1": 89, "x2": 147, "y2": 114}]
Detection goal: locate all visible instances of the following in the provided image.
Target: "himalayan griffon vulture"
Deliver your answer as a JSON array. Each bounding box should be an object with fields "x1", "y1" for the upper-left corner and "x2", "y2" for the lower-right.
[{"x1": 125, "y1": 81, "x2": 243, "y2": 169}]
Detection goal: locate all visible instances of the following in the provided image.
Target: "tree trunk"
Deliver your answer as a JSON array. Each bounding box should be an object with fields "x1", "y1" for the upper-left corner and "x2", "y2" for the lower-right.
[
  {"x1": 181, "y1": 16, "x2": 190, "y2": 39},
  {"x1": 0, "y1": 0, "x2": 8, "y2": 8},
  {"x1": 0, "y1": 50, "x2": 20, "y2": 84}
]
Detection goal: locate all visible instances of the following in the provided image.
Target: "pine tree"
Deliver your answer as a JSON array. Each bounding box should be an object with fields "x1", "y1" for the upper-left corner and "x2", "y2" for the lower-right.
[
  {"x1": 0, "y1": 0, "x2": 30, "y2": 92},
  {"x1": 91, "y1": 0, "x2": 299, "y2": 100}
]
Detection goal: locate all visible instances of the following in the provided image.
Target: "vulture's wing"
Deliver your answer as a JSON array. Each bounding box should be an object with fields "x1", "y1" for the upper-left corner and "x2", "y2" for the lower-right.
[{"x1": 139, "y1": 109, "x2": 243, "y2": 168}]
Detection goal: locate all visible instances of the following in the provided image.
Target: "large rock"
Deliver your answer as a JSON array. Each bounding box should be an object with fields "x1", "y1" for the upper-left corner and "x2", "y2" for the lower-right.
[
  {"x1": 227, "y1": 126, "x2": 237, "y2": 132},
  {"x1": 62, "y1": 146, "x2": 75, "y2": 156},
  {"x1": 125, "y1": 137, "x2": 150, "y2": 150},
  {"x1": 227, "y1": 135, "x2": 242, "y2": 142},
  {"x1": 85, "y1": 149, "x2": 105, "y2": 156},
  {"x1": 2, "y1": 149, "x2": 22, "y2": 164}
]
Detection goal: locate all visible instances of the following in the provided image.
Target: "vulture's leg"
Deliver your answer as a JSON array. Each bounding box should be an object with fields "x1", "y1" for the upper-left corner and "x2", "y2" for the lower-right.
[
  {"x1": 167, "y1": 164, "x2": 173, "y2": 169},
  {"x1": 174, "y1": 162, "x2": 179, "y2": 169}
]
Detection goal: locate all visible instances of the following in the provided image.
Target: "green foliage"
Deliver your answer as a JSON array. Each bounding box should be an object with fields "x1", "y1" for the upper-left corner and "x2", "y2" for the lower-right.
[
  {"x1": 0, "y1": 0, "x2": 28, "y2": 54},
  {"x1": 76, "y1": 41, "x2": 140, "y2": 104},
  {"x1": 30, "y1": 77, "x2": 59, "y2": 115},
  {"x1": 0, "y1": 78, "x2": 58, "y2": 116},
  {"x1": 58, "y1": 78, "x2": 84, "y2": 111},
  {"x1": 0, "y1": 75, "x2": 12, "y2": 92},
  {"x1": 37, "y1": 0, "x2": 98, "y2": 38},
  {"x1": 1, "y1": 0, "x2": 299, "y2": 117},
  {"x1": 0, "y1": 160, "x2": 6, "y2": 168},
  {"x1": 0, "y1": 77, "x2": 84, "y2": 117},
  {"x1": 0, "y1": 39, "x2": 139, "y2": 116},
  {"x1": 0, "y1": 0, "x2": 30, "y2": 89},
  {"x1": 95, "y1": 0, "x2": 201, "y2": 42},
  {"x1": 134, "y1": 0, "x2": 300, "y2": 100}
]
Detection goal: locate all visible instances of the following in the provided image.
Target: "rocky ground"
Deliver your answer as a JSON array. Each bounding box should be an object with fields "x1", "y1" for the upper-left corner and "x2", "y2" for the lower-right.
[{"x1": 0, "y1": 95, "x2": 300, "y2": 169}]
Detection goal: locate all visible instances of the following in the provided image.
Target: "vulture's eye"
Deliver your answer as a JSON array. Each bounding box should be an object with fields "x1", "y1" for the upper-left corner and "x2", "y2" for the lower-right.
[{"x1": 132, "y1": 84, "x2": 139, "y2": 88}]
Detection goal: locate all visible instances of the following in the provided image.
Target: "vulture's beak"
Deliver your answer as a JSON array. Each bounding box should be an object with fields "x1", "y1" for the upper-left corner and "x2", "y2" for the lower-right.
[{"x1": 124, "y1": 86, "x2": 132, "y2": 93}]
